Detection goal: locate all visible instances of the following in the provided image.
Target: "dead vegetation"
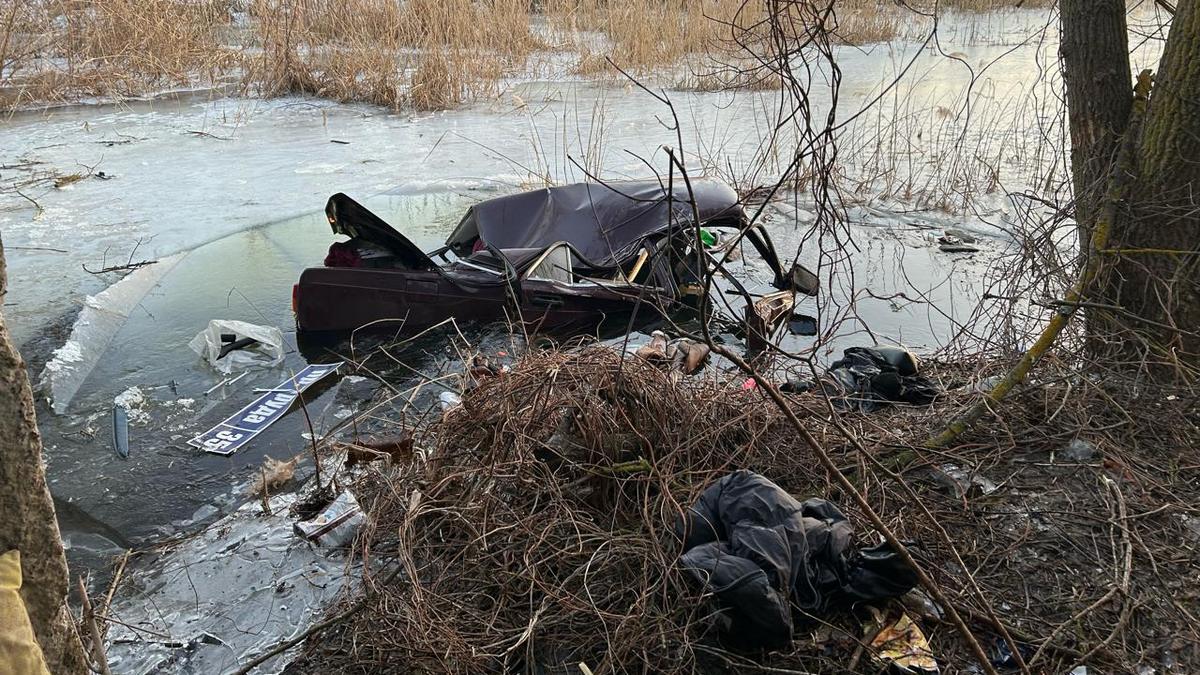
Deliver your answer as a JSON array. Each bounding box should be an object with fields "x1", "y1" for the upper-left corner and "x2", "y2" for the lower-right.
[
  {"x1": 0, "y1": 0, "x2": 1056, "y2": 112},
  {"x1": 279, "y1": 343, "x2": 1199, "y2": 674},
  {"x1": 0, "y1": 0, "x2": 234, "y2": 109},
  {"x1": 247, "y1": 0, "x2": 539, "y2": 110}
]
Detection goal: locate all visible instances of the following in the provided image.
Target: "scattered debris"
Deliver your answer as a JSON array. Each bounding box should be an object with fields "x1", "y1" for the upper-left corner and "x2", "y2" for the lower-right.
[
  {"x1": 989, "y1": 636, "x2": 1033, "y2": 669},
  {"x1": 787, "y1": 312, "x2": 819, "y2": 336},
  {"x1": 786, "y1": 346, "x2": 939, "y2": 412},
  {"x1": 677, "y1": 471, "x2": 918, "y2": 649},
  {"x1": 290, "y1": 486, "x2": 336, "y2": 521},
  {"x1": 1060, "y1": 438, "x2": 1097, "y2": 462},
  {"x1": 972, "y1": 374, "x2": 1004, "y2": 393},
  {"x1": 466, "y1": 354, "x2": 504, "y2": 384},
  {"x1": 189, "y1": 320, "x2": 284, "y2": 374},
  {"x1": 341, "y1": 434, "x2": 414, "y2": 468},
  {"x1": 247, "y1": 455, "x2": 299, "y2": 497},
  {"x1": 867, "y1": 611, "x2": 938, "y2": 674},
  {"x1": 438, "y1": 391, "x2": 462, "y2": 411},
  {"x1": 634, "y1": 330, "x2": 670, "y2": 362},
  {"x1": 188, "y1": 363, "x2": 341, "y2": 455},
  {"x1": 942, "y1": 228, "x2": 978, "y2": 244},
  {"x1": 938, "y1": 232, "x2": 981, "y2": 253},
  {"x1": 746, "y1": 289, "x2": 796, "y2": 354},
  {"x1": 939, "y1": 242, "x2": 982, "y2": 253},
  {"x1": 217, "y1": 336, "x2": 260, "y2": 361},
  {"x1": 901, "y1": 588, "x2": 943, "y2": 622},
  {"x1": 294, "y1": 491, "x2": 364, "y2": 548},
  {"x1": 670, "y1": 338, "x2": 710, "y2": 375},
  {"x1": 204, "y1": 371, "x2": 249, "y2": 396},
  {"x1": 932, "y1": 463, "x2": 998, "y2": 497},
  {"x1": 633, "y1": 332, "x2": 710, "y2": 374}
]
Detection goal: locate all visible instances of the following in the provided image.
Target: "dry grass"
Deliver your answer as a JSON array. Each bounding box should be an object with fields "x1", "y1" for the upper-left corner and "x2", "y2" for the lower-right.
[
  {"x1": 245, "y1": 0, "x2": 538, "y2": 110},
  {"x1": 0, "y1": 0, "x2": 234, "y2": 109},
  {"x1": 0, "y1": 0, "x2": 1059, "y2": 109},
  {"x1": 545, "y1": 0, "x2": 760, "y2": 70}
]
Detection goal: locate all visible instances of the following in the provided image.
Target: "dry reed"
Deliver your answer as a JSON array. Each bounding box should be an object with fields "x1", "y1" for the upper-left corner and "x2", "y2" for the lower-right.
[
  {"x1": 246, "y1": 0, "x2": 539, "y2": 110},
  {"x1": 0, "y1": 0, "x2": 233, "y2": 109},
  {"x1": 1, "y1": 0, "x2": 1061, "y2": 111}
]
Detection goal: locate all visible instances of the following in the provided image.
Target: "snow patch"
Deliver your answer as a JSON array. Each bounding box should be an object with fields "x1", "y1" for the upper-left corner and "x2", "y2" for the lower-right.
[{"x1": 113, "y1": 386, "x2": 150, "y2": 425}]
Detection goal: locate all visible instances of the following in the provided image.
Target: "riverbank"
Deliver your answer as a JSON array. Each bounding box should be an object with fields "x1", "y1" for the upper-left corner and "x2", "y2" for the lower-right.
[{"x1": 107, "y1": 340, "x2": 1199, "y2": 674}]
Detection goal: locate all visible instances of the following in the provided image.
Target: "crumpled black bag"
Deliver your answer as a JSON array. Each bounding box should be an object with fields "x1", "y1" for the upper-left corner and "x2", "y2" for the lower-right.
[
  {"x1": 825, "y1": 346, "x2": 940, "y2": 412},
  {"x1": 677, "y1": 471, "x2": 918, "y2": 649}
]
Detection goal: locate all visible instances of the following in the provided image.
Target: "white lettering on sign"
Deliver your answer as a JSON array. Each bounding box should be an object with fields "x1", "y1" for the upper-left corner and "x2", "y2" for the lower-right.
[{"x1": 188, "y1": 363, "x2": 342, "y2": 455}]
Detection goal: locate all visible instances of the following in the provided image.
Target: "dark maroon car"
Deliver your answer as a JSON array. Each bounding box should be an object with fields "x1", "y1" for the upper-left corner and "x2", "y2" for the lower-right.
[{"x1": 293, "y1": 180, "x2": 808, "y2": 337}]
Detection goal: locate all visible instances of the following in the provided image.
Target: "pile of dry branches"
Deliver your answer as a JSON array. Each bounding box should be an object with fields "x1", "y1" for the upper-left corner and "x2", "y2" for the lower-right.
[{"x1": 287, "y1": 342, "x2": 1200, "y2": 674}]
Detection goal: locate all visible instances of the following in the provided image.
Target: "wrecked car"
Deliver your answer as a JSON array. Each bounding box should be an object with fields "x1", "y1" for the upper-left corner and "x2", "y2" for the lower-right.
[{"x1": 293, "y1": 180, "x2": 814, "y2": 336}]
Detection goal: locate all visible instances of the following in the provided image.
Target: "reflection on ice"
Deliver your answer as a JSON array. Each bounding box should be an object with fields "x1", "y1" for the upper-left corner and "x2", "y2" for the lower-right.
[{"x1": 39, "y1": 254, "x2": 185, "y2": 413}]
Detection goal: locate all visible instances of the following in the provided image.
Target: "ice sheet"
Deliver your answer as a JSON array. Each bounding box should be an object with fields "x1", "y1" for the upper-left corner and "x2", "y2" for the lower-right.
[{"x1": 104, "y1": 489, "x2": 356, "y2": 675}]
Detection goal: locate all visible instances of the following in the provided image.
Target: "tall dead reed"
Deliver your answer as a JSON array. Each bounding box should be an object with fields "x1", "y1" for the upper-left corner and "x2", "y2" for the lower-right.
[
  {"x1": 246, "y1": 0, "x2": 539, "y2": 110},
  {"x1": 1, "y1": 0, "x2": 1061, "y2": 110},
  {"x1": 0, "y1": 0, "x2": 233, "y2": 109}
]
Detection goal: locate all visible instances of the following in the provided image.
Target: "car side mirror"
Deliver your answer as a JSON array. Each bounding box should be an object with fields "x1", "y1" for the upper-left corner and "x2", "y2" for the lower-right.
[{"x1": 787, "y1": 263, "x2": 820, "y2": 297}]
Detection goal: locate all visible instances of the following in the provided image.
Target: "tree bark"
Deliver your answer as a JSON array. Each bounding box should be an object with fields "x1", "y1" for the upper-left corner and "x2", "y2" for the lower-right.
[
  {"x1": 1062, "y1": 0, "x2": 1200, "y2": 369},
  {"x1": 0, "y1": 237, "x2": 89, "y2": 674},
  {"x1": 1060, "y1": 0, "x2": 1133, "y2": 232},
  {"x1": 1097, "y1": 1, "x2": 1200, "y2": 368}
]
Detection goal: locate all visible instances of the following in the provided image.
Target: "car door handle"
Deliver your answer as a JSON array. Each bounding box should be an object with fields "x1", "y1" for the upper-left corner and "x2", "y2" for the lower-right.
[{"x1": 530, "y1": 294, "x2": 563, "y2": 307}]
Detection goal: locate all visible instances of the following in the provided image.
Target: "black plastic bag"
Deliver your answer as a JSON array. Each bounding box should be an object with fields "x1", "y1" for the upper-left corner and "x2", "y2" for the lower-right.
[{"x1": 677, "y1": 471, "x2": 918, "y2": 649}]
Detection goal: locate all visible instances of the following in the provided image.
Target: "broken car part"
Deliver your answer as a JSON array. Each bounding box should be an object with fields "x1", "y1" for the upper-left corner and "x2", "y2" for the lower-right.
[
  {"x1": 294, "y1": 491, "x2": 364, "y2": 548},
  {"x1": 188, "y1": 363, "x2": 341, "y2": 455},
  {"x1": 295, "y1": 181, "x2": 814, "y2": 339},
  {"x1": 112, "y1": 405, "x2": 129, "y2": 459}
]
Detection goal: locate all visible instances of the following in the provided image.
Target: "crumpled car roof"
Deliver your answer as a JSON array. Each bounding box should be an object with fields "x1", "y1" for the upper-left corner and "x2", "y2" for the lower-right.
[{"x1": 446, "y1": 180, "x2": 745, "y2": 267}]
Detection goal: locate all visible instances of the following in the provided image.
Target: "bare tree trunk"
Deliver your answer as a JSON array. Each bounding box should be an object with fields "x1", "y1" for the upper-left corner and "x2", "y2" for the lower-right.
[
  {"x1": 1063, "y1": 0, "x2": 1200, "y2": 370},
  {"x1": 0, "y1": 237, "x2": 88, "y2": 674},
  {"x1": 1060, "y1": 0, "x2": 1133, "y2": 230},
  {"x1": 1059, "y1": 0, "x2": 1134, "y2": 353},
  {"x1": 1098, "y1": 1, "x2": 1200, "y2": 369}
]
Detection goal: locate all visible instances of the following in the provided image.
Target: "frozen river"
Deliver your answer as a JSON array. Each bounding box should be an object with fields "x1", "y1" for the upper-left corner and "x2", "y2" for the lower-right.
[{"x1": 2, "y1": 6, "x2": 1160, "y2": 580}]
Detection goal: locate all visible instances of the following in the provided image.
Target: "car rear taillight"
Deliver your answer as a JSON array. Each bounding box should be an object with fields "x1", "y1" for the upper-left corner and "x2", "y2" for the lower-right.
[{"x1": 291, "y1": 283, "x2": 300, "y2": 316}]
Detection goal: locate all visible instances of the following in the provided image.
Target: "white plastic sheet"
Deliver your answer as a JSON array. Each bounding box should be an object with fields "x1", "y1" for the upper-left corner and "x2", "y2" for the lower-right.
[{"x1": 188, "y1": 319, "x2": 284, "y2": 374}]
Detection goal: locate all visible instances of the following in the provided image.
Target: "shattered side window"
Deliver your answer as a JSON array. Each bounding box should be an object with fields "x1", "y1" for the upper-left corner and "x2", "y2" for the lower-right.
[{"x1": 525, "y1": 245, "x2": 574, "y2": 284}]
